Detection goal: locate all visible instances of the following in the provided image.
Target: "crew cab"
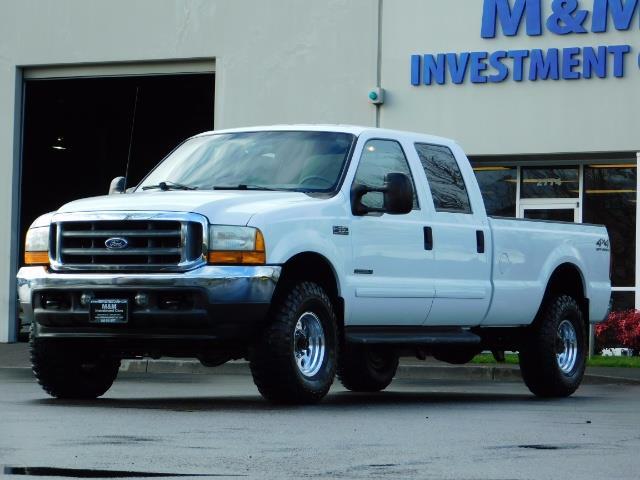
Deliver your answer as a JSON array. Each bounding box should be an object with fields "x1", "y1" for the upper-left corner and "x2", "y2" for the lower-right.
[{"x1": 17, "y1": 125, "x2": 611, "y2": 403}]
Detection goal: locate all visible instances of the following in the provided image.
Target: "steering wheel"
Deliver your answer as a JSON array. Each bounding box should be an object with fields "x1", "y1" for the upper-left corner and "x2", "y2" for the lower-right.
[{"x1": 299, "y1": 175, "x2": 333, "y2": 188}]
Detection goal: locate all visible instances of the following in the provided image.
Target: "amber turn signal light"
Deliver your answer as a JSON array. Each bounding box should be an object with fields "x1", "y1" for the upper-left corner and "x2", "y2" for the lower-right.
[
  {"x1": 208, "y1": 251, "x2": 266, "y2": 265},
  {"x1": 24, "y1": 251, "x2": 49, "y2": 265}
]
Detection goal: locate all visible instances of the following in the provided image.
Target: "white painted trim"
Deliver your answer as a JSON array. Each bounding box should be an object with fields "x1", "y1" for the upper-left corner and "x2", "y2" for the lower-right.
[
  {"x1": 515, "y1": 166, "x2": 521, "y2": 218},
  {"x1": 519, "y1": 200, "x2": 580, "y2": 222},
  {"x1": 636, "y1": 152, "x2": 640, "y2": 310},
  {"x1": 2, "y1": 68, "x2": 23, "y2": 343},
  {"x1": 612, "y1": 287, "x2": 635, "y2": 292},
  {"x1": 23, "y1": 59, "x2": 215, "y2": 80},
  {"x1": 578, "y1": 164, "x2": 584, "y2": 223}
]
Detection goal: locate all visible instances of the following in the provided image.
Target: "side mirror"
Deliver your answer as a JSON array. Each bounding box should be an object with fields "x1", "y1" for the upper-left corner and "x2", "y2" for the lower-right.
[
  {"x1": 109, "y1": 176, "x2": 126, "y2": 195},
  {"x1": 351, "y1": 172, "x2": 413, "y2": 216},
  {"x1": 383, "y1": 173, "x2": 414, "y2": 214}
]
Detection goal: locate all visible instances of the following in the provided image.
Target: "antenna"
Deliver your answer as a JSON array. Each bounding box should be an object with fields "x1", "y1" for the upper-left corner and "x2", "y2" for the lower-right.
[{"x1": 123, "y1": 86, "x2": 140, "y2": 192}]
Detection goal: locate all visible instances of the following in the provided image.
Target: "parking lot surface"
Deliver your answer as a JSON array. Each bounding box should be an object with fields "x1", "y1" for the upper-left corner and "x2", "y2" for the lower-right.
[{"x1": 1, "y1": 369, "x2": 639, "y2": 480}]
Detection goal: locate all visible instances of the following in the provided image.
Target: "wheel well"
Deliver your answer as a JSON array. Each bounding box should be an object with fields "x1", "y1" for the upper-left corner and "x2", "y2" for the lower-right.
[
  {"x1": 275, "y1": 252, "x2": 343, "y2": 327},
  {"x1": 543, "y1": 263, "x2": 589, "y2": 324}
]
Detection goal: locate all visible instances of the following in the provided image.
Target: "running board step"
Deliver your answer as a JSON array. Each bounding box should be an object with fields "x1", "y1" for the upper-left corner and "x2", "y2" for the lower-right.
[{"x1": 345, "y1": 327, "x2": 481, "y2": 345}]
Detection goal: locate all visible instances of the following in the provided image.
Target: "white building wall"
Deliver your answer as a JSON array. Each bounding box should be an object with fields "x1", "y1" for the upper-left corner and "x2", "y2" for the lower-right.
[
  {"x1": 0, "y1": 0, "x2": 380, "y2": 341},
  {"x1": 380, "y1": 0, "x2": 640, "y2": 155}
]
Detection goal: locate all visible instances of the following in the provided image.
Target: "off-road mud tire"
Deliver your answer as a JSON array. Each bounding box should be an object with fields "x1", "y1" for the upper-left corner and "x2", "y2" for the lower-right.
[
  {"x1": 249, "y1": 281, "x2": 338, "y2": 404},
  {"x1": 30, "y1": 325, "x2": 120, "y2": 399},
  {"x1": 338, "y1": 344, "x2": 399, "y2": 392},
  {"x1": 519, "y1": 295, "x2": 586, "y2": 398}
]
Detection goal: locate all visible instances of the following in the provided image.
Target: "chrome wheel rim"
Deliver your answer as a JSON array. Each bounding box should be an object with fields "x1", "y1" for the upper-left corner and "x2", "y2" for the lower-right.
[
  {"x1": 556, "y1": 319, "x2": 578, "y2": 374},
  {"x1": 294, "y1": 312, "x2": 325, "y2": 377}
]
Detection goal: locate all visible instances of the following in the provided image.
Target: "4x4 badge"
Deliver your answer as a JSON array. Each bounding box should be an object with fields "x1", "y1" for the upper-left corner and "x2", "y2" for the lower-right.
[{"x1": 596, "y1": 238, "x2": 610, "y2": 252}]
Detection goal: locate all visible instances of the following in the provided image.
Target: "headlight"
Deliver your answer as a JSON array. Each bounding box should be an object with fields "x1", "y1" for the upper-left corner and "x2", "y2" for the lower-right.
[
  {"x1": 208, "y1": 225, "x2": 265, "y2": 265},
  {"x1": 25, "y1": 226, "x2": 50, "y2": 265}
]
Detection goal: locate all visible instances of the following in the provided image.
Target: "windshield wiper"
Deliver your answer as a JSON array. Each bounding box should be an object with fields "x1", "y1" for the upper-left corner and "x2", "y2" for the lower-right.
[
  {"x1": 141, "y1": 181, "x2": 197, "y2": 191},
  {"x1": 212, "y1": 184, "x2": 277, "y2": 191}
]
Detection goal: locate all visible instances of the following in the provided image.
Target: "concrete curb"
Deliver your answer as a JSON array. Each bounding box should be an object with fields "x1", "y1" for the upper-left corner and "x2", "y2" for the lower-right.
[
  {"x1": 3, "y1": 359, "x2": 638, "y2": 385},
  {"x1": 116, "y1": 359, "x2": 640, "y2": 385}
]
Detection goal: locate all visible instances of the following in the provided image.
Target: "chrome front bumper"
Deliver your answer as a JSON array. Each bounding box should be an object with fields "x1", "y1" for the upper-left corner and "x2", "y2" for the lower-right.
[
  {"x1": 17, "y1": 265, "x2": 281, "y2": 339},
  {"x1": 18, "y1": 265, "x2": 281, "y2": 305}
]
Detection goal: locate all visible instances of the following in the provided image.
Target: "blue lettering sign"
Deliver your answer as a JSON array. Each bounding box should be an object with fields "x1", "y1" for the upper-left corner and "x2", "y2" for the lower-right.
[
  {"x1": 608, "y1": 44, "x2": 632, "y2": 76},
  {"x1": 470, "y1": 52, "x2": 490, "y2": 83},
  {"x1": 489, "y1": 51, "x2": 510, "y2": 81},
  {"x1": 423, "y1": 54, "x2": 446, "y2": 85},
  {"x1": 547, "y1": 0, "x2": 589, "y2": 34},
  {"x1": 562, "y1": 47, "x2": 582, "y2": 79},
  {"x1": 507, "y1": 50, "x2": 530, "y2": 81},
  {"x1": 482, "y1": 0, "x2": 542, "y2": 38},
  {"x1": 411, "y1": 55, "x2": 421, "y2": 85},
  {"x1": 583, "y1": 46, "x2": 608, "y2": 77},
  {"x1": 592, "y1": 0, "x2": 639, "y2": 32},
  {"x1": 411, "y1": 1, "x2": 638, "y2": 86},
  {"x1": 529, "y1": 48, "x2": 560, "y2": 80},
  {"x1": 410, "y1": 45, "x2": 633, "y2": 86},
  {"x1": 447, "y1": 52, "x2": 470, "y2": 84}
]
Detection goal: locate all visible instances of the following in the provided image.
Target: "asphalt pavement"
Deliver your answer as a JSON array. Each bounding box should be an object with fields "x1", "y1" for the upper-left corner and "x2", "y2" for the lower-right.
[{"x1": 1, "y1": 367, "x2": 639, "y2": 480}]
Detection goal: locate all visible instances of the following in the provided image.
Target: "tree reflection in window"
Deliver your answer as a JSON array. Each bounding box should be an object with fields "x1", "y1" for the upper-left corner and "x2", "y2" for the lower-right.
[{"x1": 415, "y1": 143, "x2": 472, "y2": 214}]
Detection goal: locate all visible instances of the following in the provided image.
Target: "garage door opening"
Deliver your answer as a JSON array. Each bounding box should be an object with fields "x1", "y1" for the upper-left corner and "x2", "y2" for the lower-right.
[{"x1": 19, "y1": 73, "x2": 215, "y2": 262}]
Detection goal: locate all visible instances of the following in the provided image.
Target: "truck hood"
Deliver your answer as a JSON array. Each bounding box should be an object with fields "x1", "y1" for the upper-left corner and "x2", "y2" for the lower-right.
[{"x1": 57, "y1": 190, "x2": 319, "y2": 225}]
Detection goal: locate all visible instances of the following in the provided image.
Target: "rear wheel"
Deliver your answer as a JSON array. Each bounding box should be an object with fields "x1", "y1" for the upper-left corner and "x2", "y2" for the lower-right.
[
  {"x1": 249, "y1": 281, "x2": 337, "y2": 404},
  {"x1": 30, "y1": 326, "x2": 120, "y2": 399},
  {"x1": 338, "y1": 344, "x2": 398, "y2": 392},
  {"x1": 519, "y1": 295, "x2": 586, "y2": 398}
]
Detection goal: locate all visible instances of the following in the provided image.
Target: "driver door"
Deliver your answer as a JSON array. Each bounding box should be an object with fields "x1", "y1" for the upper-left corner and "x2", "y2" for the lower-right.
[{"x1": 346, "y1": 137, "x2": 435, "y2": 326}]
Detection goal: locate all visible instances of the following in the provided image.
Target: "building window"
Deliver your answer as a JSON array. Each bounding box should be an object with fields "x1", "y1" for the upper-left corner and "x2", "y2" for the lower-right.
[
  {"x1": 521, "y1": 167, "x2": 579, "y2": 199},
  {"x1": 610, "y1": 291, "x2": 635, "y2": 313},
  {"x1": 415, "y1": 143, "x2": 472, "y2": 214},
  {"x1": 473, "y1": 166, "x2": 517, "y2": 217},
  {"x1": 583, "y1": 164, "x2": 637, "y2": 287}
]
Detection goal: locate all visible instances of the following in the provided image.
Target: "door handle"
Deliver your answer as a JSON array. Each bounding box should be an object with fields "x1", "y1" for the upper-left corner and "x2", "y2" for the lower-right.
[
  {"x1": 424, "y1": 226, "x2": 433, "y2": 251},
  {"x1": 476, "y1": 230, "x2": 485, "y2": 254}
]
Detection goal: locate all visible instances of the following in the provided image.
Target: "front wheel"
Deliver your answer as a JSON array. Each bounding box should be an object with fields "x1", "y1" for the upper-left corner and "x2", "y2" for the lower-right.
[
  {"x1": 249, "y1": 281, "x2": 338, "y2": 404},
  {"x1": 30, "y1": 327, "x2": 120, "y2": 399},
  {"x1": 519, "y1": 295, "x2": 586, "y2": 398}
]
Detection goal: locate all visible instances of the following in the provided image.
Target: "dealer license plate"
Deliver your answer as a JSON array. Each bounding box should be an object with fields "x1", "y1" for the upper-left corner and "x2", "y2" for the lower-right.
[{"x1": 89, "y1": 299, "x2": 129, "y2": 324}]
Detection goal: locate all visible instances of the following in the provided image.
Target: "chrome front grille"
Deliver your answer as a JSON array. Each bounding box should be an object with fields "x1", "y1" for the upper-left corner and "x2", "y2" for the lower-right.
[{"x1": 50, "y1": 212, "x2": 207, "y2": 272}]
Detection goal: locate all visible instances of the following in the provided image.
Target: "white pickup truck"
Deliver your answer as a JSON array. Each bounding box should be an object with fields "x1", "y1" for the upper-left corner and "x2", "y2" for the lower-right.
[{"x1": 17, "y1": 125, "x2": 611, "y2": 404}]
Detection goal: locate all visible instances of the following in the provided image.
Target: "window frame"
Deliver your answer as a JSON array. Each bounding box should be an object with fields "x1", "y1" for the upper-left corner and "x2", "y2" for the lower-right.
[{"x1": 414, "y1": 142, "x2": 473, "y2": 215}]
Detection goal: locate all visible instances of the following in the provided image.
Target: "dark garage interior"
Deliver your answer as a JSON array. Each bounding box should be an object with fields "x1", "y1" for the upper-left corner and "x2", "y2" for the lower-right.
[{"x1": 19, "y1": 73, "x2": 215, "y2": 263}]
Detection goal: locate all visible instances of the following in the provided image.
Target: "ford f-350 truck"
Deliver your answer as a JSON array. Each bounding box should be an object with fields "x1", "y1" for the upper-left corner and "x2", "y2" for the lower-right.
[{"x1": 17, "y1": 125, "x2": 611, "y2": 404}]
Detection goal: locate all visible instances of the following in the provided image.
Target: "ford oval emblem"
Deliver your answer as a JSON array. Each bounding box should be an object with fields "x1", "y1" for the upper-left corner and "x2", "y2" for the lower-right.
[{"x1": 105, "y1": 237, "x2": 129, "y2": 250}]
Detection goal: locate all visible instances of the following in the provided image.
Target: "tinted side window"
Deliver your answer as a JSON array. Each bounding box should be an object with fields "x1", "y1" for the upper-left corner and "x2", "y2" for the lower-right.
[
  {"x1": 353, "y1": 139, "x2": 418, "y2": 210},
  {"x1": 415, "y1": 143, "x2": 472, "y2": 214}
]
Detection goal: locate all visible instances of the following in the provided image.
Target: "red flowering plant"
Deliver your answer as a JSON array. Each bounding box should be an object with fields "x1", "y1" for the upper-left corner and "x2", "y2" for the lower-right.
[{"x1": 595, "y1": 310, "x2": 640, "y2": 351}]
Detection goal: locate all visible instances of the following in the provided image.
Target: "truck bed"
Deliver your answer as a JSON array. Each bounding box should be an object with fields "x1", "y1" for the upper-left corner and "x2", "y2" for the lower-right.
[{"x1": 484, "y1": 216, "x2": 610, "y2": 326}]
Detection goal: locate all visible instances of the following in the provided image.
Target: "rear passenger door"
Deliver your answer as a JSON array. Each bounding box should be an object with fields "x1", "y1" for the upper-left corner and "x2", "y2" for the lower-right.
[{"x1": 413, "y1": 143, "x2": 492, "y2": 326}]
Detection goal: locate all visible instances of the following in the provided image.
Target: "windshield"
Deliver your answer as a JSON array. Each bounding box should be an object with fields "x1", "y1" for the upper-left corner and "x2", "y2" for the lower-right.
[{"x1": 137, "y1": 131, "x2": 355, "y2": 192}]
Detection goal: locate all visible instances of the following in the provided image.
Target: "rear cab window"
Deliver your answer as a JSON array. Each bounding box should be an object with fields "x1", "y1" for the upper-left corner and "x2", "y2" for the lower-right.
[{"x1": 414, "y1": 143, "x2": 472, "y2": 214}]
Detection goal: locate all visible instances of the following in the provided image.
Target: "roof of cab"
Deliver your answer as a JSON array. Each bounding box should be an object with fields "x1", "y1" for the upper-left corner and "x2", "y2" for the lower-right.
[{"x1": 192, "y1": 124, "x2": 459, "y2": 148}]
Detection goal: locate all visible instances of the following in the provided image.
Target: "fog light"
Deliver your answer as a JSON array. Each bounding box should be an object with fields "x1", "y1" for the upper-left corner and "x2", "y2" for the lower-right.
[
  {"x1": 80, "y1": 292, "x2": 95, "y2": 306},
  {"x1": 135, "y1": 293, "x2": 149, "y2": 307}
]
